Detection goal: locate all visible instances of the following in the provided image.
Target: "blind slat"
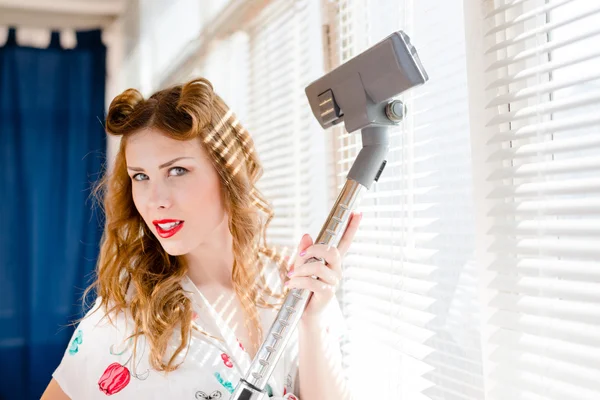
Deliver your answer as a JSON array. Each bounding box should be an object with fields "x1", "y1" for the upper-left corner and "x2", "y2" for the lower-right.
[
  {"x1": 485, "y1": 91, "x2": 600, "y2": 126},
  {"x1": 488, "y1": 219, "x2": 600, "y2": 236},
  {"x1": 484, "y1": 27, "x2": 600, "y2": 72},
  {"x1": 489, "y1": 258, "x2": 600, "y2": 279},
  {"x1": 488, "y1": 198, "x2": 600, "y2": 216},
  {"x1": 485, "y1": 7, "x2": 600, "y2": 52},
  {"x1": 487, "y1": 156, "x2": 600, "y2": 180},
  {"x1": 486, "y1": 114, "x2": 600, "y2": 143}
]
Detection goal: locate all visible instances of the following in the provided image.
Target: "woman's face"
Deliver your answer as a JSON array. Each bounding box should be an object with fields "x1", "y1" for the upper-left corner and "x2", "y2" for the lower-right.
[{"x1": 125, "y1": 128, "x2": 226, "y2": 255}]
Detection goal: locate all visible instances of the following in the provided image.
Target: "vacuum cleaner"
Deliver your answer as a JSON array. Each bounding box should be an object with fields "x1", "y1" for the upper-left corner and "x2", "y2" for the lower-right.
[{"x1": 230, "y1": 30, "x2": 429, "y2": 400}]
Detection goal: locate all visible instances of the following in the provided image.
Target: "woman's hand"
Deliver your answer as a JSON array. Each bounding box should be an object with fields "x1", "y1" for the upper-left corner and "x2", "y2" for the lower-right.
[{"x1": 284, "y1": 211, "x2": 363, "y2": 323}]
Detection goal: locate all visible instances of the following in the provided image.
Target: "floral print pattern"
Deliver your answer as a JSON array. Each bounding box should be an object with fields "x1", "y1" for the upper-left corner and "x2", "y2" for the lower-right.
[
  {"x1": 98, "y1": 362, "x2": 131, "y2": 395},
  {"x1": 54, "y1": 282, "x2": 301, "y2": 399},
  {"x1": 220, "y1": 353, "x2": 234, "y2": 368},
  {"x1": 195, "y1": 390, "x2": 223, "y2": 399},
  {"x1": 68, "y1": 329, "x2": 83, "y2": 355},
  {"x1": 213, "y1": 372, "x2": 235, "y2": 394}
]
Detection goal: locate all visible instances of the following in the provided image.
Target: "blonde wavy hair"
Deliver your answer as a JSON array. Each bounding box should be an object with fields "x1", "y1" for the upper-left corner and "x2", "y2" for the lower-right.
[{"x1": 80, "y1": 77, "x2": 292, "y2": 373}]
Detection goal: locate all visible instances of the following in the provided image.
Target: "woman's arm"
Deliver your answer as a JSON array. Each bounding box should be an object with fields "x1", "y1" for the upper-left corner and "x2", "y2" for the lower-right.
[
  {"x1": 41, "y1": 378, "x2": 71, "y2": 400},
  {"x1": 298, "y1": 316, "x2": 354, "y2": 400},
  {"x1": 291, "y1": 213, "x2": 362, "y2": 399}
]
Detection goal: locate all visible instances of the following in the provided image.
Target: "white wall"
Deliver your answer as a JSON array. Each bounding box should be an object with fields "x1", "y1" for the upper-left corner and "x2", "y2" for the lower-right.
[{"x1": 117, "y1": 0, "x2": 234, "y2": 96}]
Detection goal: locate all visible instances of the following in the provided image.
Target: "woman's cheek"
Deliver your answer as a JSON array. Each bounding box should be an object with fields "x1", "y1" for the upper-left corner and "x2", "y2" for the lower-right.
[{"x1": 131, "y1": 186, "x2": 144, "y2": 211}]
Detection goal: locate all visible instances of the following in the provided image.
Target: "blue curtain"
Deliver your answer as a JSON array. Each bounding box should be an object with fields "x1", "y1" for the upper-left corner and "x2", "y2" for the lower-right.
[{"x1": 0, "y1": 28, "x2": 106, "y2": 399}]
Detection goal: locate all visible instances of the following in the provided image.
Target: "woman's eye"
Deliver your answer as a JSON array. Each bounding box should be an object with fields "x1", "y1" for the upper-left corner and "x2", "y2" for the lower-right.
[
  {"x1": 131, "y1": 167, "x2": 187, "y2": 181},
  {"x1": 169, "y1": 167, "x2": 188, "y2": 177}
]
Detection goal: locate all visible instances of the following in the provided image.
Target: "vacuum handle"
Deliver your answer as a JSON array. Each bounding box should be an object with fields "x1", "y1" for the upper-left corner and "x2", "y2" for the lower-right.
[{"x1": 229, "y1": 179, "x2": 365, "y2": 399}]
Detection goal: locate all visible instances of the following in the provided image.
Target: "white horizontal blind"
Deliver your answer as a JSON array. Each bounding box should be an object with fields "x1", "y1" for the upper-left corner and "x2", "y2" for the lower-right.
[
  {"x1": 477, "y1": 0, "x2": 600, "y2": 399},
  {"x1": 195, "y1": 0, "x2": 330, "y2": 255},
  {"x1": 242, "y1": 0, "x2": 329, "y2": 253},
  {"x1": 327, "y1": 0, "x2": 484, "y2": 398}
]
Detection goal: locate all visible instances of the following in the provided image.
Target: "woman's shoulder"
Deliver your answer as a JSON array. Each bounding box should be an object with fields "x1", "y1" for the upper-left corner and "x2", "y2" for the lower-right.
[
  {"x1": 51, "y1": 296, "x2": 137, "y2": 398},
  {"x1": 78, "y1": 295, "x2": 134, "y2": 330},
  {"x1": 61, "y1": 296, "x2": 136, "y2": 356}
]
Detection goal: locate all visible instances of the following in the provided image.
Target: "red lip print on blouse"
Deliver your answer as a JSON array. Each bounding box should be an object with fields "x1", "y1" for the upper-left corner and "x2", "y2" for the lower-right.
[
  {"x1": 221, "y1": 353, "x2": 233, "y2": 368},
  {"x1": 98, "y1": 362, "x2": 131, "y2": 395}
]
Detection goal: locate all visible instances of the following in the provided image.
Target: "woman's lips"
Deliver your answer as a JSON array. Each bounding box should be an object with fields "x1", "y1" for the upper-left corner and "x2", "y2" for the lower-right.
[{"x1": 153, "y1": 220, "x2": 184, "y2": 238}]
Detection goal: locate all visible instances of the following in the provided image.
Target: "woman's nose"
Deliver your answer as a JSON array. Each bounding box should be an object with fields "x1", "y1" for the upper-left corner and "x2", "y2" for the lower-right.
[{"x1": 147, "y1": 182, "x2": 172, "y2": 209}]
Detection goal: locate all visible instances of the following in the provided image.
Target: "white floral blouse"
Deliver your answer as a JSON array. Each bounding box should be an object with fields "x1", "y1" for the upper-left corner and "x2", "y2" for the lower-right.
[{"x1": 52, "y1": 271, "x2": 318, "y2": 400}]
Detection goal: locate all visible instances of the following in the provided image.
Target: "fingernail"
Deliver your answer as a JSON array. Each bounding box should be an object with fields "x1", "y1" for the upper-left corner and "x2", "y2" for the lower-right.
[
  {"x1": 284, "y1": 281, "x2": 289, "y2": 286},
  {"x1": 287, "y1": 270, "x2": 294, "y2": 277},
  {"x1": 299, "y1": 250, "x2": 306, "y2": 257}
]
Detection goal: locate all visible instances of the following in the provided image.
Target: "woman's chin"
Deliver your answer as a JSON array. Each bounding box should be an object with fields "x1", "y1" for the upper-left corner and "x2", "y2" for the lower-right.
[{"x1": 160, "y1": 242, "x2": 189, "y2": 256}]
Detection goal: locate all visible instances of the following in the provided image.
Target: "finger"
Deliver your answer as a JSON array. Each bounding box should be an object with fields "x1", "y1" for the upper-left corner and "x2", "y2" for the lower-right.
[
  {"x1": 286, "y1": 276, "x2": 337, "y2": 294},
  {"x1": 292, "y1": 234, "x2": 313, "y2": 271},
  {"x1": 337, "y1": 211, "x2": 363, "y2": 257},
  {"x1": 289, "y1": 262, "x2": 340, "y2": 286},
  {"x1": 298, "y1": 233, "x2": 313, "y2": 254},
  {"x1": 296, "y1": 244, "x2": 341, "y2": 269}
]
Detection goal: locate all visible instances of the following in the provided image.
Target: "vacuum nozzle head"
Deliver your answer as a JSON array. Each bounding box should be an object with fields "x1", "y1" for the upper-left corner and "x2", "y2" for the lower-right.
[{"x1": 305, "y1": 30, "x2": 428, "y2": 133}]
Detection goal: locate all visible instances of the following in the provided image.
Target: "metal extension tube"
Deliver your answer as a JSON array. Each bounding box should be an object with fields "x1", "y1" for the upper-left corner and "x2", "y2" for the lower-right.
[{"x1": 230, "y1": 180, "x2": 364, "y2": 400}]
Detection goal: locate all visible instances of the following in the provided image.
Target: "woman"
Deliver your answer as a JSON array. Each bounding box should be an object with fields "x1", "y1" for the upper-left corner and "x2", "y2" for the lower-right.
[{"x1": 41, "y1": 77, "x2": 361, "y2": 399}]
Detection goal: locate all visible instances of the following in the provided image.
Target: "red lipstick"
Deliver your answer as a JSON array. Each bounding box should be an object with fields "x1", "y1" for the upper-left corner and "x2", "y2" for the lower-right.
[{"x1": 152, "y1": 219, "x2": 184, "y2": 238}]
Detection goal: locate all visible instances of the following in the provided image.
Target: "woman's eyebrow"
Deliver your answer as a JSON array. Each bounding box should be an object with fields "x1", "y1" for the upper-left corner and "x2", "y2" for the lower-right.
[{"x1": 127, "y1": 157, "x2": 194, "y2": 172}]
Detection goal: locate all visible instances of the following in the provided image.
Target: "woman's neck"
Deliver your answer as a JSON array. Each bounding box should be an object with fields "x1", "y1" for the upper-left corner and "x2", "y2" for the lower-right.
[{"x1": 183, "y1": 214, "x2": 235, "y2": 291}]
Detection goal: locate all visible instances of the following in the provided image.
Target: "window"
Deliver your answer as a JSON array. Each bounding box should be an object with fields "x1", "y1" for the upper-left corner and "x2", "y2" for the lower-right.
[
  {"x1": 326, "y1": 0, "x2": 483, "y2": 398},
  {"x1": 152, "y1": 0, "x2": 600, "y2": 397},
  {"x1": 468, "y1": 0, "x2": 600, "y2": 398}
]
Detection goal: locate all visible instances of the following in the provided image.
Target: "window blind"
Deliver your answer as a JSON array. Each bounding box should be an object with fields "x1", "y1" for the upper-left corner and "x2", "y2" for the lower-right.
[
  {"x1": 188, "y1": 0, "x2": 330, "y2": 256},
  {"x1": 134, "y1": 0, "x2": 600, "y2": 397},
  {"x1": 469, "y1": 0, "x2": 600, "y2": 399},
  {"x1": 325, "y1": 0, "x2": 484, "y2": 398},
  {"x1": 241, "y1": 0, "x2": 330, "y2": 253}
]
